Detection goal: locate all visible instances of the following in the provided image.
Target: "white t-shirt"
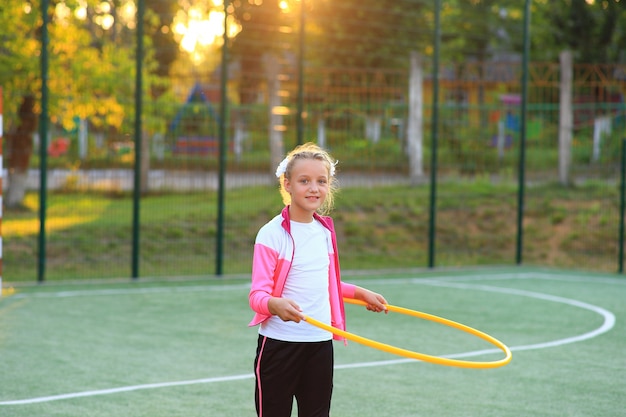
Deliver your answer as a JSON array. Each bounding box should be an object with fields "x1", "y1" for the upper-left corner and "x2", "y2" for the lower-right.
[{"x1": 259, "y1": 219, "x2": 332, "y2": 342}]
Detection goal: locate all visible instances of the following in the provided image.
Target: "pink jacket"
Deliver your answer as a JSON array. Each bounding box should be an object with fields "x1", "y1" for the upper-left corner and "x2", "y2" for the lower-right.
[{"x1": 248, "y1": 206, "x2": 356, "y2": 342}]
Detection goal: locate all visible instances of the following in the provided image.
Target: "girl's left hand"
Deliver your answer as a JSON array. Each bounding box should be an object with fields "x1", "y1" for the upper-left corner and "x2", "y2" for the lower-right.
[{"x1": 355, "y1": 287, "x2": 388, "y2": 313}]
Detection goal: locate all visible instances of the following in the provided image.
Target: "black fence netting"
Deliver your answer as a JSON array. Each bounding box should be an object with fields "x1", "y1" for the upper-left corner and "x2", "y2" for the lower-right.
[{"x1": 1, "y1": 1, "x2": 625, "y2": 282}]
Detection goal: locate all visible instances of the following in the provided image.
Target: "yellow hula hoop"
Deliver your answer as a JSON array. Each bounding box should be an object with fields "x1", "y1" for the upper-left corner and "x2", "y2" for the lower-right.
[{"x1": 303, "y1": 298, "x2": 512, "y2": 369}]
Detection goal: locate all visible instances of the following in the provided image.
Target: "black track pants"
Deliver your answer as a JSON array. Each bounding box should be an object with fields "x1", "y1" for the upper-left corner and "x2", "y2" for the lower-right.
[{"x1": 254, "y1": 335, "x2": 334, "y2": 417}]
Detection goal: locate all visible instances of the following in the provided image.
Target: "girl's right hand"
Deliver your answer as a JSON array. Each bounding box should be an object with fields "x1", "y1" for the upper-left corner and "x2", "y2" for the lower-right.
[{"x1": 268, "y1": 297, "x2": 304, "y2": 323}]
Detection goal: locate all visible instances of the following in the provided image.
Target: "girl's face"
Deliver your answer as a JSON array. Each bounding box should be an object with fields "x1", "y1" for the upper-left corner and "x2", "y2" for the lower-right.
[{"x1": 284, "y1": 158, "x2": 329, "y2": 222}]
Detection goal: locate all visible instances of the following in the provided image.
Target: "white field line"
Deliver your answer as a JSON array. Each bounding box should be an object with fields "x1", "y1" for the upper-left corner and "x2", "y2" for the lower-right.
[
  {"x1": 6, "y1": 283, "x2": 251, "y2": 299},
  {"x1": 0, "y1": 273, "x2": 617, "y2": 406}
]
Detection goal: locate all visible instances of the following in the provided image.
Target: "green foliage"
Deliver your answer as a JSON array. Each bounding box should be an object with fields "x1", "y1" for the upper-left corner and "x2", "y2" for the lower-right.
[
  {"x1": 440, "y1": 124, "x2": 500, "y2": 175},
  {"x1": 330, "y1": 138, "x2": 408, "y2": 172},
  {"x1": 443, "y1": 0, "x2": 527, "y2": 62},
  {"x1": 537, "y1": 0, "x2": 626, "y2": 63},
  {"x1": 308, "y1": 0, "x2": 432, "y2": 68},
  {"x1": 0, "y1": 0, "x2": 41, "y2": 127}
]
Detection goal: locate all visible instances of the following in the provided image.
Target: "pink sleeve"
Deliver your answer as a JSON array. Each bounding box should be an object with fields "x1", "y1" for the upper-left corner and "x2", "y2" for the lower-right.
[
  {"x1": 341, "y1": 282, "x2": 356, "y2": 299},
  {"x1": 249, "y1": 243, "x2": 278, "y2": 316}
]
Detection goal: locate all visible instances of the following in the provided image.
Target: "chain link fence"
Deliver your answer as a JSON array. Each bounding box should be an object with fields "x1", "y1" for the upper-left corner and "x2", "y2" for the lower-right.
[{"x1": 2, "y1": 1, "x2": 625, "y2": 282}]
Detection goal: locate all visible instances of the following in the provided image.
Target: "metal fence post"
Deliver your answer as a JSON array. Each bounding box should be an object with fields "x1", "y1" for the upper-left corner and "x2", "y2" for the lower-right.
[
  {"x1": 38, "y1": 0, "x2": 50, "y2": 283},
  {"x1": 0, "y1": 87, "x2": 3, "y2": 294},
  {"x1": 516, "y1": 0, "x2": 531, "y2": 265},
  {"x1": 617, "y1": 138, "x2": 626, "y2": 274},
  {"x1": 216, "y1": 0, "x2": 230, "y2": 276},
  {"x1": 427, "y1": 0, "x2": 441, "y2": 269},
  {"x1": 131, "y1": 0, "x2": 145, "y2": 280}
]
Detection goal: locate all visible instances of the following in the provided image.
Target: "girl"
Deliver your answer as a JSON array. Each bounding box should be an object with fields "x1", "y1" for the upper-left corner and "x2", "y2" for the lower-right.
[{"x1": 248, "y1": 142, "x2": 387, "y2": 417}]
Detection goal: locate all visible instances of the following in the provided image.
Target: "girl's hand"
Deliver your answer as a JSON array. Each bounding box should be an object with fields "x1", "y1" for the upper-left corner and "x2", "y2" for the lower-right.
[
  {"x1": 268, "y1": 297, "x2": 304, "y2": 322},
  {"x1": 354, "y1": 287, "x2": 388, "y2": 313}
]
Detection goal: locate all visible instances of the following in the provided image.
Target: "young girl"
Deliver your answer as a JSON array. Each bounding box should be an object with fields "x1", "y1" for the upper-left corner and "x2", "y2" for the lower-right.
[{"x1": 248, "y1": 142, "x2": 387, "y2": 417}]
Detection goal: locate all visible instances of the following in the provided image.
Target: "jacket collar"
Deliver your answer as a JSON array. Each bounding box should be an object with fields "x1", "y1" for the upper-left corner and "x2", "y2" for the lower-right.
[{"x1": 280, "y1": 205, "x2": 332, "y2": 232}]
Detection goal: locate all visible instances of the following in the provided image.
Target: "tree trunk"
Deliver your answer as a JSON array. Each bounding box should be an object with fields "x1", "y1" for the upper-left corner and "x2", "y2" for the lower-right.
[
  {"x1": 6, "y1": 95, "x2": 37, "y2": 208},
  {"x1": 559, "y1": 50, "x2": 573, "y2": 186},
  {"x1": 407, "y1": 51, "x2": 424, "y2": 184}
]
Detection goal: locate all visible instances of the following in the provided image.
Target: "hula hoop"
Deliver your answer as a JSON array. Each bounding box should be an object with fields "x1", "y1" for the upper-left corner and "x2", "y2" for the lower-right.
[{"x1": 303, "y1": 298, "x2": 512, "y2": 369}]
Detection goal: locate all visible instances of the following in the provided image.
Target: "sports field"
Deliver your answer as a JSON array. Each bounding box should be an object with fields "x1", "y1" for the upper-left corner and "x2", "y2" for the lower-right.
[{"x1": 0, "y1": 267, "x2": 623, "y2": 416}]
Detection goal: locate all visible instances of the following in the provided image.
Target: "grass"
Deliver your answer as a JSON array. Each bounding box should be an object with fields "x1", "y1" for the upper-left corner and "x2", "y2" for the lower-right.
[
  {"x1": 2, "y1": 178, "x2": 623, "y2": 283},
  {"x1": 0, "y1": 268, "x2": 624, "y2": 416}
]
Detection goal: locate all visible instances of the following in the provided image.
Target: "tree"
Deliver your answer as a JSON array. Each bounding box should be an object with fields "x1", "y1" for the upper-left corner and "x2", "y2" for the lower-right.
[
  {"x1": 307, "y1": 0, "x2": 430, "y2": 69},
  {"x1": 147, "y1": 1, "x2": 179, "y2": 79},
  {"x1": 0, "y1": 0, "x2": 175, "y2": 207},
  {"x1": 1, "y1": 0, "x2": 44, "y2": 208},
  {"x1": 441, "y1": 0, "x2": 526, "y2": 63},
  {"x1": 534, "y1": 0, "x2": 626, "y2": 63},
  {"x1": 230, "y1": 0, "x2": 293, "y2": 104}
]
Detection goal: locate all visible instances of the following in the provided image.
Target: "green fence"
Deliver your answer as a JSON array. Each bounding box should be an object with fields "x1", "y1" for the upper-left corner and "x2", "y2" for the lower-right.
[{"x1": 2, "y1": 1, "x2": 625, "y2": 283}]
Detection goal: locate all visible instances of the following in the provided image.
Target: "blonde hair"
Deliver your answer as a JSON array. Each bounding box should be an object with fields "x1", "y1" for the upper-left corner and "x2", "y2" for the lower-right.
[{"x1": 277, "y1": 142, "x2": 338, "y2": 215}]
